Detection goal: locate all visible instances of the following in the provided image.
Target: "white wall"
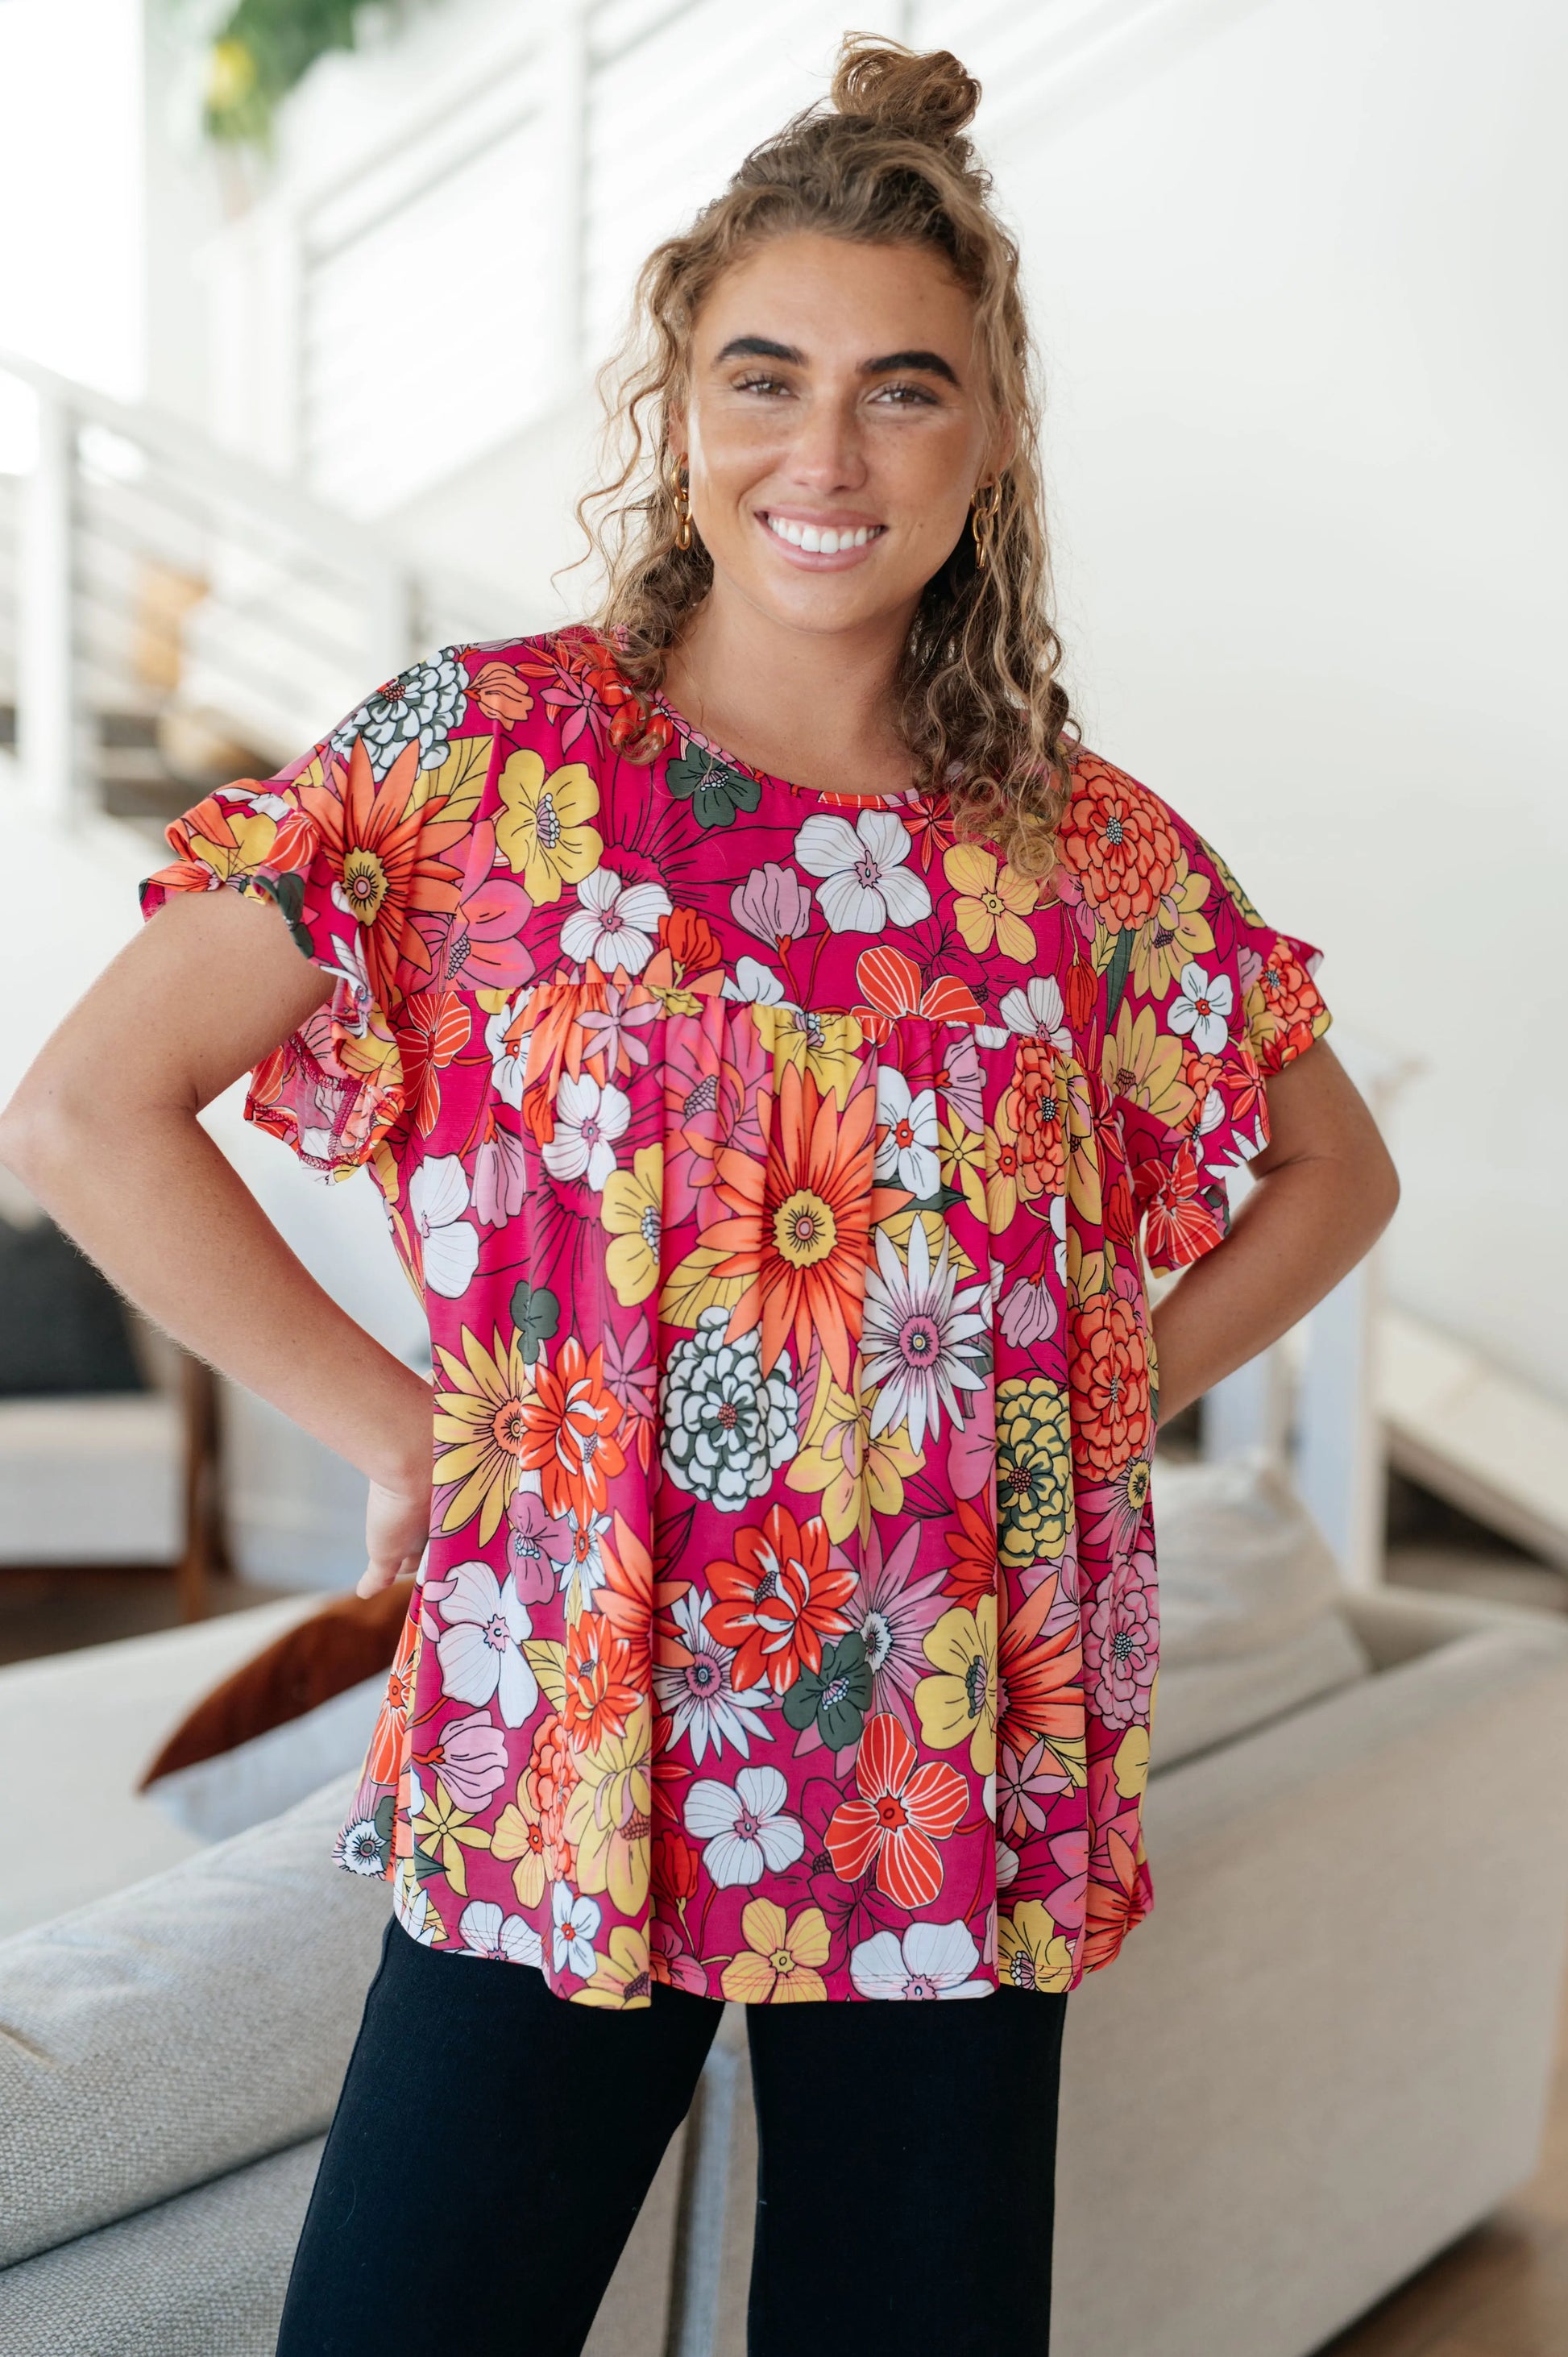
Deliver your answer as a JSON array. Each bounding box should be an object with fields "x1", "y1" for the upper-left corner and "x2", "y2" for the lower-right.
[{"x1": 987, "y1": 0, "x2": 1568, "y2": 1406}]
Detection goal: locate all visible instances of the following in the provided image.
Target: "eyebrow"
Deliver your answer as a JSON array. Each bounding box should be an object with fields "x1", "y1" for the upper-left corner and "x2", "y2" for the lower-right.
[{"x1": 713, "y1": 334, "x2": 960, "y2": 387}]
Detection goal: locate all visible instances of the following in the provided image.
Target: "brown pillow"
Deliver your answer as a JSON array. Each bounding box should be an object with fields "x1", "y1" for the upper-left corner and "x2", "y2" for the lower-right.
[{"x1": 139, "y1": 1583, "x2": 412, "y2": 1786}]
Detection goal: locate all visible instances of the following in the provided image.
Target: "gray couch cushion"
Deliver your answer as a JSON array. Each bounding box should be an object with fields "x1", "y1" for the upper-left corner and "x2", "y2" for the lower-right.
[
  {"x1": 0, "y1": 2138, "x2": 324, "y2": 2357},
  {"x1": 0, "y1": 1771, "x2": 384, "y2": 2268},
  {"x1": 1153, "y1": 1451, "x2": 1346, "y2": 1663}
]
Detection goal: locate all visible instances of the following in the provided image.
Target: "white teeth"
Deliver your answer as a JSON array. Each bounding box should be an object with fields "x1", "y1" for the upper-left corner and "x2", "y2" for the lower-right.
[{"x1": 765, "y1": 514, "x2": 881, "y2": 554}]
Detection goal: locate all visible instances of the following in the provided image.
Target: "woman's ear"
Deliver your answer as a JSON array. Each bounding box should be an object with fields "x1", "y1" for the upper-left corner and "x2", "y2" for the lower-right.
[{"x1": 987, "y1": 410, "x2": 1018, "y2": 482}]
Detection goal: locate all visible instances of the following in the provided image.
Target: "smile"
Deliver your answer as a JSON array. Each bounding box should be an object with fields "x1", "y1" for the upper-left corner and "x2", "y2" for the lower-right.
[{"x1": 761, "y1": 512, "x2": 886, "y2": 557}]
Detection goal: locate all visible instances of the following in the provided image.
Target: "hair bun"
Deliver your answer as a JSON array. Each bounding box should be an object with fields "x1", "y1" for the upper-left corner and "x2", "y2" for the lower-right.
[{"x1": 829, "y1": 35, "x2": 981, "y2": 147}]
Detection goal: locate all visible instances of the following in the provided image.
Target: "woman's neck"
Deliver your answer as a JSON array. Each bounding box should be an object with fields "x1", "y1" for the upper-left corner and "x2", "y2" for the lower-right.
[{"x1": 658, "y1": 591, "x2": 918, "y2": 799}]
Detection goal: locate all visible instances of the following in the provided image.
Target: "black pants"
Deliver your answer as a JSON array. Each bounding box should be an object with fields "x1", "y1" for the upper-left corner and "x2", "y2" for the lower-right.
[{"x1": 276, "y1": 1918, "x2": 1068, "y2": 2357}]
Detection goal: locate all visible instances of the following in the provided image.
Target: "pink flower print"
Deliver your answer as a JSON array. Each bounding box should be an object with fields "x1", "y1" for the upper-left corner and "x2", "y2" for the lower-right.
[
  {"x1": 999, "y1": 1272, "x2": 1059, "y2": 1351},
  {"x1": 506, "y1": 1488, "x2": 573, "y2": 1605},
  {"x1": 433, "y1": 819, "x2": 534, "y2": 994},
  {"x1": 474, "y1": 1121, "x2": 528, "y2": 1228},
  {"x1": 732, "y1": 861, "x2": 813, "y2": 951},
  {"x1": 1083, "y1": 1550, "x2": 1159, "y2": 1730},
  {"x1": 423, "y1": 1708, "x2": 510, "y2": 1810}
]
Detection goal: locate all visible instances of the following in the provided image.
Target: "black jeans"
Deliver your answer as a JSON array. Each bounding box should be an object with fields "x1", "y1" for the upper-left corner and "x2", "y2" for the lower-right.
[{"x1": 276, "y1": 1918, "x2": 1068, "y2": 2357}]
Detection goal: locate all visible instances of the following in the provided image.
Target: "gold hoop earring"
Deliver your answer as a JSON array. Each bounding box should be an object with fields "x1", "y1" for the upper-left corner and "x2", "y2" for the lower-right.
[
  {"x1": 971, "y1": 479, "x2": 1002, "y2": 571},
  {"x1": 670, "y1": 454, "x2": 694, "y2": 552}
]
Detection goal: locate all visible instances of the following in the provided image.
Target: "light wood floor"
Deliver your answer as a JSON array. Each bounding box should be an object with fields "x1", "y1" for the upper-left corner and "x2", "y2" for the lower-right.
[{"x1": 1320, "y1": 1969, "x2": 1568, "y2": 2357}]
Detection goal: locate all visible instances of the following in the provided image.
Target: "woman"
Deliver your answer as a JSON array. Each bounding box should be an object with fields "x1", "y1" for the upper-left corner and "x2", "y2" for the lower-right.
[{"x1": 0, "y1": 38, "x2": 1397, "y2": 2357}]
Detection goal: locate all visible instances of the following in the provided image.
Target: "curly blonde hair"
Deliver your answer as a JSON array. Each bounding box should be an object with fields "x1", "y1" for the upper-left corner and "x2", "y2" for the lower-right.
[{"x1": 576, "y1": 35, "x2": 1076, "y2": 875}]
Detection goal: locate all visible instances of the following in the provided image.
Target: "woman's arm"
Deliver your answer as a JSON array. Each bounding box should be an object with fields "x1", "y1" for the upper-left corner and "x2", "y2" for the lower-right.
[
  {"x1": 1151, "y1": 1039, "x2": 1400, "y2": 1425},
  {"x1": 0, "y1": 889, "x2": 430, "y2": 1596}
]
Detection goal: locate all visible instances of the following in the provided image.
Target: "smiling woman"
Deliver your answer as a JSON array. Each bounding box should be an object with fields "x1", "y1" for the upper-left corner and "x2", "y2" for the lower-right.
[{"x1": 0, "y1": 29, "x2": 1398, "y2": 2357}]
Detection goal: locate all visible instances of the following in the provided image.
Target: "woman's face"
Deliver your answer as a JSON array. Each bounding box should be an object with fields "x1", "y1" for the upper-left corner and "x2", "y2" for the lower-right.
[{"x1": 674, "y1": 232, "x2": 996, "y2": 643}]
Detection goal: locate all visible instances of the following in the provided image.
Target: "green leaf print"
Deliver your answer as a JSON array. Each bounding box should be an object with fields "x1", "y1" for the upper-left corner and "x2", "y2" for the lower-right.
[
  {"x1": 782, "y1": 1630, "x2": 872, "y2": 1750},
  {"x1": 1104, "y1": 924, "x2": 1135, "y2": 1024},
  {"x1": 510, "y1": 1280, "x2": 560, "y2": 1367},
  {"x1": 665, "y1": 745, "x2": 763, "y2": 830}
]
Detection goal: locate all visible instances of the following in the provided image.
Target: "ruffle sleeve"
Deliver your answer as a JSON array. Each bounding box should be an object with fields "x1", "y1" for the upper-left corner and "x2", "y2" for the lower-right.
[
  {"x1": 1102, "y1": 809, "x2": 1332, "y2": 1279},
  {"x1": 139, "y1": 654, "x2": 485, "y2": 1180}
]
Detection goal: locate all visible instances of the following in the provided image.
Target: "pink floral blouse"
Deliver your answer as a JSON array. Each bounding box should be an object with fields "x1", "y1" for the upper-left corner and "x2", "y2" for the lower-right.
[{"x1": 142, "y1": 627, "x2": 1330, "y2": 2007}]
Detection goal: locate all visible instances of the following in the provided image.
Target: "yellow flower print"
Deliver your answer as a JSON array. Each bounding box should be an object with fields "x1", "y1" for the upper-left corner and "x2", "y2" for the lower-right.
[
  {"x1": 984, "y1": 1093, "x2": 1039, "y2": 1234},
  {"x1": 432, "y1": 1323, "x2": 531, "y2": 1542},
  {"x1": 1114, "y1": 1724, "x2": 1151, "y2": 1802},
  {"x1": 1101, "y1": 1002, "x2": 1195, "y2": 1130},
  {"x1": 579, "y1": 1923, "x2": 654, "y2": 2009},
  {"x1": 787, "y1": 1360, "x2": 920, "y2": 1546},
  {"x1": 915, "y1": 1595, "x2": 998, "y2": 1777},
  {"x1": 185, "y1": 807, "x2": 281, "y2": 882},
  {"x1": 995, "y1": 1376, "x2": 1072, "y2": 1566},
  {"x1": 1130, "y1": 857, "x2": 1214, "y2": 1000},
  {"x1": 937, "y1": 1110, "x2": 986, "y2": 1224},
  {"x1": 753, "y1": 1003, "x2": 864, "y2": 1109},
  {"x1": 602, "y1": 1145, "x2": 663, "y2": 1306},
  {"x1": 492, "y1": 1776, "x2": 548, "y2": 1910},
  {"x1": 997, "y1": 1900, "x2": 1074, "y2": 1993},
  {"x1": 721, "y1": 1898, "x2": 831, "y2": 2002},
  {"x1": 562, "y1": 1719, "x2": 652, "y2": 1916},
  {"x1": 496, "y1": 749, "x2": 603, "y2": 903},
  {"x1": 410, "y1": 1774, "x2": 492, "y2": 1901},
  {"x1": 943, "y1": 844, "x2": 1040, "y2": 963}
]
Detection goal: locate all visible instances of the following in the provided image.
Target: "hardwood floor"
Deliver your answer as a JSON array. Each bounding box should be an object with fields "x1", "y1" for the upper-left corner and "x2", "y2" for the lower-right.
[{"x1": 1320, "y1": 1970, "x2": 1568, "y2": 2356}]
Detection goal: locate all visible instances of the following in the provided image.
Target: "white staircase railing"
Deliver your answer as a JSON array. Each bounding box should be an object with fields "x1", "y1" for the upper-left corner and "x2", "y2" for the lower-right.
[{"x1": 0, "y1": 346, "x2": 504, "y2": 832}]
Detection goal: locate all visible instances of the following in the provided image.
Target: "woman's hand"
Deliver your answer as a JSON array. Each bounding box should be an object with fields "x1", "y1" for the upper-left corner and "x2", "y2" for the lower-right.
[{"x1": 361, "y1": 1474, "x2": 432, "y2": 1600}]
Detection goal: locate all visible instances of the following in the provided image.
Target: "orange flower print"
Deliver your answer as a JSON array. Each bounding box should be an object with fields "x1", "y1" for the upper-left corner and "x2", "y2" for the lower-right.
[
  {"x1": 944, "y1": 1494, "x2": 999, "y2": 1613},
  {"x1": 366, "y1": 1600, "x2": 420, "y2": 1786},
  {"x1": 1057, "y1": 761, "x2": 1180, "y2": 928},
  {"x1": 517, "y1": 1338, "x2": 626, "y2": 1520},
  {"x1": 1005, "y1": 1041, "x2": 1068, "y2": 1198},
  {"x1": 703, "y1": 1063, "x2": 898, "y2": 1391},
  {"x1": 297, "y1": 732, "x2": 468, "y2": 1013},
  {"x1": 562, "y1": 1612, "x2": 641, "y2": 1751},
  {"x1": 1069, "y1": 1294, "x2": 1151, "y2": 1479},
  {"x1": 703, "y1": 1503, "x2": 857, "y2": 1696},
  {"x1": 523, "y1": 1711, "x2": 579, "y2": 1882},
  {"x1": 825, "y1": 1712, "x2": 969, "y2": 1910},
  {"x1": 467, "y1": 658, "x2": 535, "y2": 724}
]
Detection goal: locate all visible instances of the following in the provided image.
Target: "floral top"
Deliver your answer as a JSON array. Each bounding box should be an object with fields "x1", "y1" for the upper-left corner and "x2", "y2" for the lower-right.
[{"x1": 142, "y1": 627, "x2": 1329, "y2": 2008}]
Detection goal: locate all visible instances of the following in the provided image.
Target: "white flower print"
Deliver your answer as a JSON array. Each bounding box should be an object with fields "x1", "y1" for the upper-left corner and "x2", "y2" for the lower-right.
[
  {"x1": 541, "y1": 1072, "x2": 628, "y2": 1190},
  {"x1": 661, "y1": 1308, "x2": 798, "y2": 1506},
  {"x1": 329, "y1": 647, "x2": 470, "y2": 779},
  {"x1": 720, "y1": 956, "x2": 788, "y2": 1007},
  {"x1": 998, "y1": 975, "x2": 1071, "y2": 1049},
  {"x1": 861, "y1": 1218, "x2": 988, "y2": 1452},
  {"x1": 558, "y1": 865, "x2": 672, "y2": 976},
  {"x1": 551, "y1": 1879, "x2": 601, "y2": 1976},
  {"x1": 652, "y1": 1588, "x2": 774, "y2": 1763},
  {"x1": 484, "y1": 995, "x2": 530, "y2": 1108},
  {"x1": 393, "y1": 1861, "x2": 436, "y2": 1944},
  {"x1": 793, "y1": 810, "x2": 932, "y2": 933},
  {"x1": 683, "y1": 1763, "x2": 804, "y2": 1887},
  {"x1": 1168, "y1": 960, "x2": 1234, "y2": 1055},
  {"x1": 873, "y1": 1068, "x2": 940, "y2": 1198},
  {"x1": 458, "y1": 1899, "x2": 541, "y2": 1965},
  {"x1": 408, "y1": 1155, "x2": 480, "y2": 1299},
  {"x1": 849, "y1": 1919, "x2": 989, "y2": 1999},
  {"x1": 431, "y1": 1558, "x2": 537, "y2": 1727}
]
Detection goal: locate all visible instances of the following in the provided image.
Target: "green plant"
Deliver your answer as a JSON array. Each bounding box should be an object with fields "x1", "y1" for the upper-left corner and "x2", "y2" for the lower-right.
[{"x1": 193, "y1": 0, "x2": 439, "y2": 148}]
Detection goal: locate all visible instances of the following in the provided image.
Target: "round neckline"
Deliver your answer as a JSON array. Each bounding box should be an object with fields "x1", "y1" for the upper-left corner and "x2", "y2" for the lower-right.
[{"x1": 645, "y1": 679, "x2": 926, "y2": 811}]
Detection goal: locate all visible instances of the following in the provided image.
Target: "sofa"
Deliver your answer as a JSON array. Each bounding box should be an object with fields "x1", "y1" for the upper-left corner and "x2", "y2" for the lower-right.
[{"x1": 5, "y1": 1476, "x2": 1568, "y2": 2356}]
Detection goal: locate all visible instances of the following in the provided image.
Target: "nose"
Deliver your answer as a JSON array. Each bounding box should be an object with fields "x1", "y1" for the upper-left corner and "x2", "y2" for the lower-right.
[{"x1": 784, "y1": 385, "x2": 868, "y2": 494}]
